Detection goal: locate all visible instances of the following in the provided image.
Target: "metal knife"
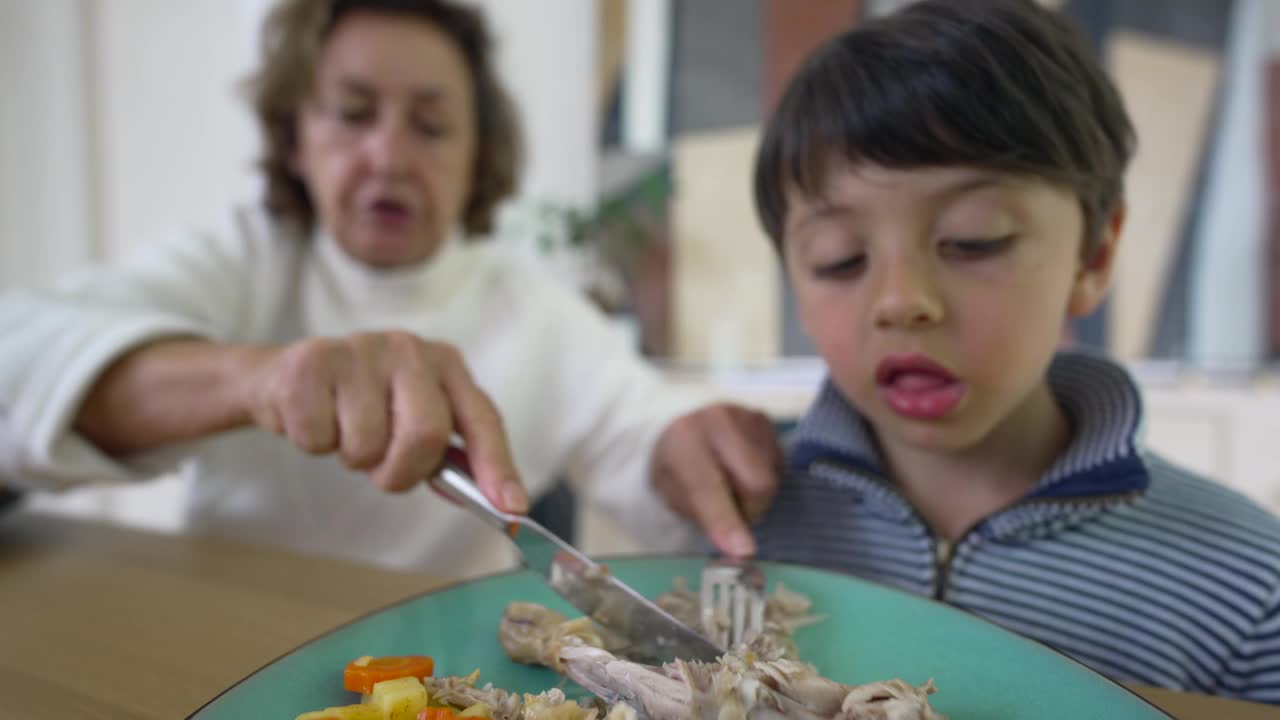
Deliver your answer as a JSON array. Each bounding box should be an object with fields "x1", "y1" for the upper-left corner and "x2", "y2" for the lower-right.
[{"x1": 429, "y1": 443, "x2": 724, "y2": 664}]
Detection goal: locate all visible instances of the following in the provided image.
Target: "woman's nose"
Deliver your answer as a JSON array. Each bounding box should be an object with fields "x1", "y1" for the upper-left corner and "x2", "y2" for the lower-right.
[
  {"x1": 872, "y1": 258, "x2": 944, "y2": 330},
  {"x1": 364, "y1": 120, "x2": 413, "y2": 175}
]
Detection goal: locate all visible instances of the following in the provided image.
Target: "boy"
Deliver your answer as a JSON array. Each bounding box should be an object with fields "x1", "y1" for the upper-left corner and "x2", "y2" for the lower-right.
[{"x1": 750, "y1": 0, "x2": 1280, "y2": 702}]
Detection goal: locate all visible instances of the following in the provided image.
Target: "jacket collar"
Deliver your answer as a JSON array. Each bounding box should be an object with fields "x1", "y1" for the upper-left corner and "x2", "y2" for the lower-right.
[{"x1": 787, "y1": 351, "x2": 1150, "y2": 535}]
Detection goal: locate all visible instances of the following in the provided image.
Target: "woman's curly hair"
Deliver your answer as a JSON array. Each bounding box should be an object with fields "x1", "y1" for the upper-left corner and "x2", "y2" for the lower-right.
[{"x1": 244, "y1": 0, "x2": 523, "y2": 237}]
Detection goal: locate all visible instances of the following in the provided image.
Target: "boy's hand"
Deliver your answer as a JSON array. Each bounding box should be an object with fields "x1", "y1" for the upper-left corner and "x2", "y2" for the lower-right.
[
  {"x1": 651, "y1": 403, "x2": 782, "y2": 556},
  {"x1": 240, "y1": 331, "x2": 529, "y2": 513}
]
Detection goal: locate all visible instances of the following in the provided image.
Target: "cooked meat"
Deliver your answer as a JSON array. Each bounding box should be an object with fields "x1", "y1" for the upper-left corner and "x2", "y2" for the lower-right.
[
  {"x1": 424, "y1": 671, "x2": 607, "y2": 720},
  {"x1": 499, "y1": 579, "x2": 944, "y2": 720},
  {"x1": 520, "y1": 688, "x2": 600, "y2": 720},
  {"x1": 558, "y1": 644, "x2": 945, "y2": 720},
  {"x1": 423, "y1": 671, "x2": 525, "y2": 720},
  {"x1": 499, "y1": 601, "x2": 625, "y2": 671}
]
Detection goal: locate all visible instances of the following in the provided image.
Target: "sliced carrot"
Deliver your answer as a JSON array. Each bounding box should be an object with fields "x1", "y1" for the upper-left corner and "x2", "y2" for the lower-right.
[
  {"x1": 342, "y1": 655, "x2": 435, "y2": 694},
  {"x1": 417, "y1": 708, "x2": 457, "y2": 720}
]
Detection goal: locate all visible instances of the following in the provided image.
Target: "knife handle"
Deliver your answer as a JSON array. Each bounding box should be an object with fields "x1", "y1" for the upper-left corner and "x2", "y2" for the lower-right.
[{"x1": 428, "y1": 442, "x2": 513, "y2": 531}]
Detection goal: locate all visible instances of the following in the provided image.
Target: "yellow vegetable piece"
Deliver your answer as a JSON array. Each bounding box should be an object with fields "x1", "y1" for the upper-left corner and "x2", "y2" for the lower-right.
[
  {"x1": 294, "y1": 704, "x2": 383, "y2": 720},
  {"x1": 371, "y1": 676, "x2": 428, "y2": 720},
  {"x1": 458, "y1": 702, "x2": 490, "y2": 718}
]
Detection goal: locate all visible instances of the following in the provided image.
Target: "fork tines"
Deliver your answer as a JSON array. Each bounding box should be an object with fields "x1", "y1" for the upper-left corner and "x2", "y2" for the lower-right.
[{"x1": 700, "y1": 562, "x2": 767, "y2": 649}]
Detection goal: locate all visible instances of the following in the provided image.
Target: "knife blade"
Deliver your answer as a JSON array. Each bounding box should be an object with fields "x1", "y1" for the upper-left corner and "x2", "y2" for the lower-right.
[{"x1": 430, "y1": 444, "x2": 724, "y2": 664}]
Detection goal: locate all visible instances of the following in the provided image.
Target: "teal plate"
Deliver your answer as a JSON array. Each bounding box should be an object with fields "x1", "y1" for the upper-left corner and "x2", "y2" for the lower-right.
[{"x1": 188, "y1": 556, "x2": 1169, "y2": 719}]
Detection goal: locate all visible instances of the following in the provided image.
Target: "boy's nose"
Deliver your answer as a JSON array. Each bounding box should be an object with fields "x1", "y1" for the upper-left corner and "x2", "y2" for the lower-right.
[{"x1": 872, "y1": 262, "x2": 944, "y2": 329}]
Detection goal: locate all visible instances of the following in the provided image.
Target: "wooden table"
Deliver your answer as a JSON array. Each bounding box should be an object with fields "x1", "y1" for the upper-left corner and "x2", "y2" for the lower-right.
[{"x1": 1, "y1": 511, "x2": 1275, "y2": 720}]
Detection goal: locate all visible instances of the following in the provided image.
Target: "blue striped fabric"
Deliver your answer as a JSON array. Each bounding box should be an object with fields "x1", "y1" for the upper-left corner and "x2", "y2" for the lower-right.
[{"x1": 754, "y1": 351, "x2": 1280, "y2": 703}]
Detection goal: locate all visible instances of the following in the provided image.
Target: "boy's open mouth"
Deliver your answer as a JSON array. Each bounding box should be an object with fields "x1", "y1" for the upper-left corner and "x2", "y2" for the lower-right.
[{"x1": 875, "y1": 354, "x2": 965, "y2": 420}]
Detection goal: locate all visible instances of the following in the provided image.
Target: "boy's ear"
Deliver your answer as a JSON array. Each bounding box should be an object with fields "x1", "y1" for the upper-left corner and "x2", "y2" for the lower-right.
[{"x1": 1067, "y1": 204, "x2": 1125, "y2": 318}]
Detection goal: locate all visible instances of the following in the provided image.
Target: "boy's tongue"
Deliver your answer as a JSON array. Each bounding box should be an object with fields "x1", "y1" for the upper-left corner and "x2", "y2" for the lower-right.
[
  {"x1": 889, "y1": 371, "x2": 951, "y2": 391},
  {"x1": 879, "y1": 368, "x2": 965, "y2": 420}
]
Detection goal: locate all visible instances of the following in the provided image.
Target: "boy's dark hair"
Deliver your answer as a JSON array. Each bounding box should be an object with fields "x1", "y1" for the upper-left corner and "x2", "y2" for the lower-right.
[
  {"x1": 754, "y1": 0, "x2": 1135, "y2": 256},
  {"x1": 245, "y1": 0, "x2": 522, "y2": 237}
]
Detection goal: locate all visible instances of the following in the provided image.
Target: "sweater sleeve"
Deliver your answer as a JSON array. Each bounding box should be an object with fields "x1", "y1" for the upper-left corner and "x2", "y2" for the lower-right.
[
  {"x1": 0, "y1": 209, "x2": 269, "y2": 490},
  {"x1": 536, "y1": 277, "x2": 714, "y2": 552},
  {"x1": 1221, "y1": 585, "x2": 1280, "y2": 704}
]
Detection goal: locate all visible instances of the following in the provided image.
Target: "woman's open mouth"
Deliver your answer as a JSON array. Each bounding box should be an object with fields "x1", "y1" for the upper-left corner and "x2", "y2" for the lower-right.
[
  {"x1": 366, "y1": 198, "x2": 412, "y2": 227},
  {"x1": 875, "y1": 353, "x2": 965, "y2": 420}
]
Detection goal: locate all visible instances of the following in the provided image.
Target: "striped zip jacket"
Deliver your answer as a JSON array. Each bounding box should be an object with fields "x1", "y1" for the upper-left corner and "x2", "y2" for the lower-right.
[{"x1": 754, "y1": 352, "x2": 1280, "y2": 703}]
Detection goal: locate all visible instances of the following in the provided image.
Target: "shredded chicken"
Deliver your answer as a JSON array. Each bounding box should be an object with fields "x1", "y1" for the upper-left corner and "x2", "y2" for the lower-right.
[
  {"x1": 499, "y1": 602, "x2": 626, "y2": 671},
  {"x1": 559, "y1": 644, "x2": 944, "y2": 720},
  {"x1": 424, "y1": 670, "x2": 609, "y2": 720},
  {"x1": 520, "y1": 688, "x2": 600, "y2": 720},
  {"x1": 497, "y1": 579, "x2": 945, "y2": 720},
  {"x1": 423, "y1": 671, "x2": 525, "y2": 720}
]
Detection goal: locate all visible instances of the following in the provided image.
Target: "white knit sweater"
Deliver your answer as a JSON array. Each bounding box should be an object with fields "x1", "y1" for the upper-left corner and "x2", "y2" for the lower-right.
[{"x1": 0, "y1": 207, "x2": 705, "y2": 578}]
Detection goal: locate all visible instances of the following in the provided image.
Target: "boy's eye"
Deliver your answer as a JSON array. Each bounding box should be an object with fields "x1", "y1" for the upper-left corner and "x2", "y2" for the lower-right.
[
  {"x1": 412, "y1": 117, "x2": 450, "y2": 139},
  {"x1": 939, "y1": 234, "x2": 1016, "y2": 260},
  {"x1": 812, "y1": 254, "x2": 866, "y2": 279}
]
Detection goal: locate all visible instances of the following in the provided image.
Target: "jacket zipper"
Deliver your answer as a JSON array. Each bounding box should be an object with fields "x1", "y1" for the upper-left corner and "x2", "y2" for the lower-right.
[
  {"x1": 808, "y1": 457, "x2": 1141, "y2": 602},
  {"x1": 933, "y1": 536, "x2": 955, "y2": 601},
  {"x1": 930, "y1": 491, "x2": 1139, "y2": 602}
]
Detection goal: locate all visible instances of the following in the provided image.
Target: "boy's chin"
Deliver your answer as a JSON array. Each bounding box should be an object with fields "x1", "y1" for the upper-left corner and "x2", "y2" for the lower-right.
[
  {"x1": 866, "y1": 407, "x2": 991, "y2": 454},
  {"x1": 879, "y1": 422, "x2": 984, "y2": 454}
]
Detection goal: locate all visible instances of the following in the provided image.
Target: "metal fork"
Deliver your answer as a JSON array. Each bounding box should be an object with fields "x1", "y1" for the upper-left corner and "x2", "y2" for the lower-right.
[{"x1": 700, "y1": 557, "x2": 767, "y2": 649}]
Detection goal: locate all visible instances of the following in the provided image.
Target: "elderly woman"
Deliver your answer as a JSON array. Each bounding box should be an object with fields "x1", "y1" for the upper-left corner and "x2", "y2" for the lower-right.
[{"x1": 0, "y1": 0, "x2": 778, "y2": 578}]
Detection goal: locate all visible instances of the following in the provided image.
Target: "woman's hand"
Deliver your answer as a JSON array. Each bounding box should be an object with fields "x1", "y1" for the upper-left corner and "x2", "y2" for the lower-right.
[
  {"x1": 241, "y1": 331, "x2": 528, "y2": 512},
  {"x1": 651, "y1": 403, "x2": 782, "y2": 556}
]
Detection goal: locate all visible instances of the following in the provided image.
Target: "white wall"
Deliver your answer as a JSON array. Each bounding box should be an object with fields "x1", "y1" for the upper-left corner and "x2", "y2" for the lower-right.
[
  {"x1": 0, "y1": 1, "x2": 97, "y2": 289},
  {"x1": 89, "y1": 0, "x2": 265, "y2": 258},
  {"x1": 467, "y1": 0, "x2": 600, "y2": 209},
  {"x1": 0, "y1": 0, "x2": 265, "y2": 287}
]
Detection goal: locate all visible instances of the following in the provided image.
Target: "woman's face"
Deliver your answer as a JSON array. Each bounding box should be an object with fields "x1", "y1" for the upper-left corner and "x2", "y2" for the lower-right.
[{"x1": 295, "y1": 11, "x2": 477, "y2": 268}]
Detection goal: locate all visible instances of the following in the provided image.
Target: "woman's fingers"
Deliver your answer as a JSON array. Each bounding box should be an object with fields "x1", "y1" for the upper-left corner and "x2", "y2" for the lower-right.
[
  {"x1": 371, "y1": 351, "x2": 452, "y2": 493},
  {"x1": 270, "y1": 340, "x2": 339, "y2": 454},
  {"x1": 255, "y1": 332, "x2": 527, "y2": 506},
  {"x1": 434, "y1": 345, "x2": 527, "y2": 513},
  {"x1": 334, "y1": 343, "x2": 389, "y2": 471}
]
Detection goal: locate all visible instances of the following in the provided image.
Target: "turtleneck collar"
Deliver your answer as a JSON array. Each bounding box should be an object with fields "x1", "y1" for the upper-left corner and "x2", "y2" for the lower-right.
[{"x1": 310, "y1": 226, "x2": 481, "y2": 316}]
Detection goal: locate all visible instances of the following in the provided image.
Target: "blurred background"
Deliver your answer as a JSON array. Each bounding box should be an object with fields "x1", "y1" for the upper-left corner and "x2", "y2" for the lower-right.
[{"x1": 4, "y1": 0, "x2": 1279, "y2": 547}]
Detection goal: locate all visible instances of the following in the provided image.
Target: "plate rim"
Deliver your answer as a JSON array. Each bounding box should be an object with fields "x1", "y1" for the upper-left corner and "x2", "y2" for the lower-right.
[{"x1": 185, "y1": 553, "x2": 1173, "y2": 719}]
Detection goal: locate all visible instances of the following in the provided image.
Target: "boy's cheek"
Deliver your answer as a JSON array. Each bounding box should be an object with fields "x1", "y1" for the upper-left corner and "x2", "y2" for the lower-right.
[{"x1": 808, "y1": 332, "x2": 872, "y2": 397}]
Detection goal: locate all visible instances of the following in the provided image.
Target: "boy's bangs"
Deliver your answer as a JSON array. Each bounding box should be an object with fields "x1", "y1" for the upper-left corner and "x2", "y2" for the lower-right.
[
  {"x1": 775, "y1": 43, "x2": 1038, "y2": 202},
  {"x1": 755, "y1": 0, "x2": 1133, "y2": 248}
]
